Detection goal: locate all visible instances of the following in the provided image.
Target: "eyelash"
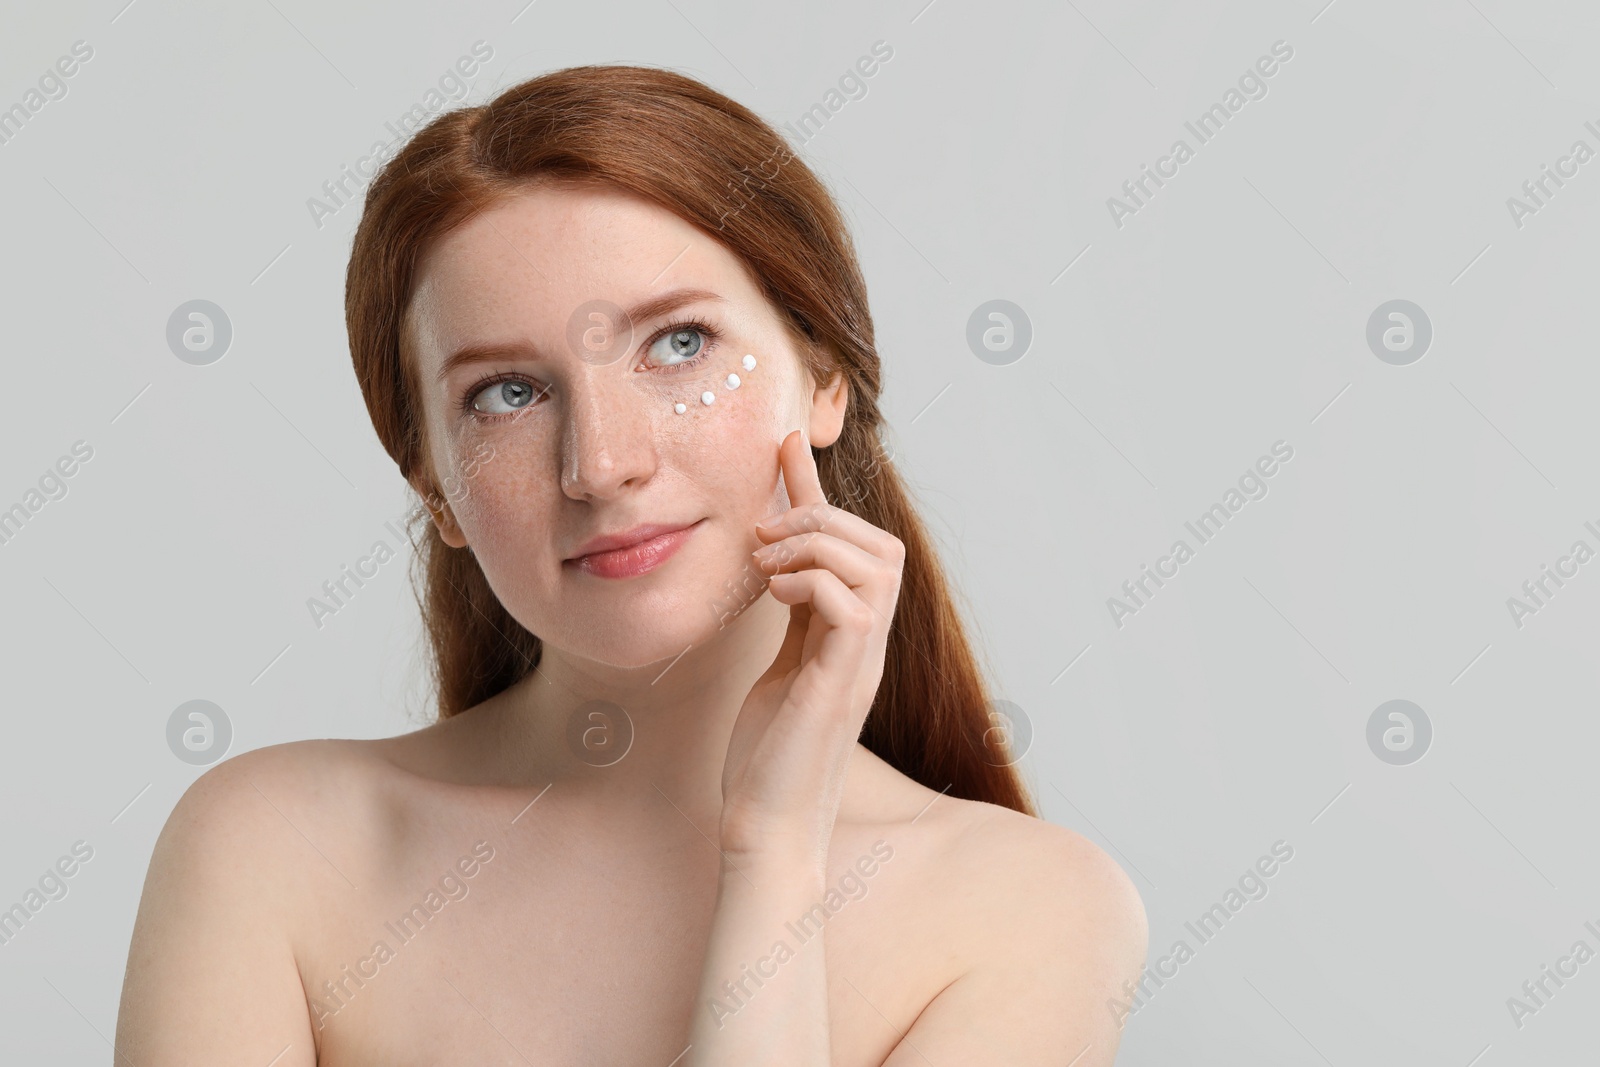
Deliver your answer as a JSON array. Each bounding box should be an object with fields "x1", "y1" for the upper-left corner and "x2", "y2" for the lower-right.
[{"x1": 457, "y1": 318, "x2": 721, "y2": 418}]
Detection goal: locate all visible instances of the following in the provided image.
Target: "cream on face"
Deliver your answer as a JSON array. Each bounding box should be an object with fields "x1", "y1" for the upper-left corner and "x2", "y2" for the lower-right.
[
  {"x1": 402, "y1": 183, "x2": 814, "y2": 669},
  {"x1": 675, "y1": 352, "x2": 755, "y2": 412}
]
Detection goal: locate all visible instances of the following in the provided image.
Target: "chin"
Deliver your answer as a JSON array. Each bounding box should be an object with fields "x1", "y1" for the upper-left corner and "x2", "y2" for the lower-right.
[{"x1": 537, "y1": 567, "x2": 758, "y2": 670}]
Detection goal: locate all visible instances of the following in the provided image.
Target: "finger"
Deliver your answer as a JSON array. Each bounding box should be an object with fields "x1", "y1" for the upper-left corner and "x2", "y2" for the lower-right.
[
  {"x1": 776, "y1": 427, "x2": 827, "y2": 510},
  {"x1": 755, "y1": 501, "x2": 905, "y2": 570},
  {"x1": 755, "y1": 531, "x2": 879, "y2": 587},
  {"x1": 754, "y1": 532, "x2": 900, "y2": 622},
  {"x1": 764, "y1": 568, "x2": 873, "y2": 677},
  {"x1": 765, "y1": 573, "x2": 881, "y2": 741}
]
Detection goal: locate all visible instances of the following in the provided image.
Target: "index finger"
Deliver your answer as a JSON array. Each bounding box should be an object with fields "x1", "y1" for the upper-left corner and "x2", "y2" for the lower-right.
[{"x1": 775, "y1": 427, "x2": 826, "y2": 510}]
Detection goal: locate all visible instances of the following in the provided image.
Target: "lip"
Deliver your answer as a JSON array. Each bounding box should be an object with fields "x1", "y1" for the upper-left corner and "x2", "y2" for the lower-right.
[{"x1": 565, "y1": 520, "x2": 703, "y2": 579}]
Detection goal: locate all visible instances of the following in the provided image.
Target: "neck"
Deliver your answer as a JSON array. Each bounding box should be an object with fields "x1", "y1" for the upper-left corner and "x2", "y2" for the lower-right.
[{"x1": 488, "y1": 589, "x2": 791, "y2": 820}]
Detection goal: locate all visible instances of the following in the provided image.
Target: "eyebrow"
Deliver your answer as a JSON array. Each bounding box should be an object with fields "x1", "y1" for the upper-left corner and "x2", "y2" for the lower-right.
[{"x1": 433, "y1": 286, "x2": 726, "y2": 384}]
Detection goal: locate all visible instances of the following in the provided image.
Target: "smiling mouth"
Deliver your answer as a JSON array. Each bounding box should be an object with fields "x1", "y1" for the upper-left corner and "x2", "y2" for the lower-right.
[{"x1": 565, "y1": 519, "x2": 704, "y2": 579}]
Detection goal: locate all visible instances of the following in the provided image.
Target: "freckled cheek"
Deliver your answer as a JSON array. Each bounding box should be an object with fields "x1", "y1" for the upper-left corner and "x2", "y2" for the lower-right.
[
  {"x1": 452, "y1": 475, "x2": 569, "y2": 635},
  {"x1": 654, "y1": 356, "x2": 795, "y2": 518},
  {"x1": 444, "y1": 438, "x2": 563, "y2": 560},
  {"x1": 428, "y1": 413, "x2": 501, "y2": 497}
]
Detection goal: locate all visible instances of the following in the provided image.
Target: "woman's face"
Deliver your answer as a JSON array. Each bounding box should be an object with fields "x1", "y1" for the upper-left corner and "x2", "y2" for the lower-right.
[{"x1": 403, "y1": 180, "x2": 845, "y2": 668}]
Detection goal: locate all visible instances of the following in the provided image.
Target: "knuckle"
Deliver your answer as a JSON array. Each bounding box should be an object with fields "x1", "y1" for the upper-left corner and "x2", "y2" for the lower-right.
[{"x1": 844, "y1": 600, "x2": 875, "y2": 632}]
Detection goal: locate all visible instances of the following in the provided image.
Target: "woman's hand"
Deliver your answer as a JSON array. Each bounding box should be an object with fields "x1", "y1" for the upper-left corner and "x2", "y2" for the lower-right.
[
  {"x1": 717, "y1": 428, "x2": 906, "y2": 870},
  {"x1": 690, "y1": 429, "x2": 901, "y2": 1060}
]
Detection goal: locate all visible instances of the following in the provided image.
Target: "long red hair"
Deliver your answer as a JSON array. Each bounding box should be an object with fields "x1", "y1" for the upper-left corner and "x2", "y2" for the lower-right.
[{"x1": 344, "y1": 63, "x2": 1035, "y2": 816}]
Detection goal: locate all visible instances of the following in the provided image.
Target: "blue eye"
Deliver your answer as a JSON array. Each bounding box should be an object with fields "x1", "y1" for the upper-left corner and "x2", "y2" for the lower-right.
[
  {"x1": 458, "y1": 318, "x2": 720, "y2": 420},
  {"x1": 646, "y1": 326, "x2": 704, "y2": 367},
  {"x1": 643, "y1": 320, "x2": 717, "y2": 372},
  {"x1": 469, "y1": 377, "x2": 540, "y2": 415}
]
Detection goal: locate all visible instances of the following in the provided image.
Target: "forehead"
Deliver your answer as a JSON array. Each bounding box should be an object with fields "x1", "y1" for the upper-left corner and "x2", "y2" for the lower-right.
[{"x1": 405, "y1": 182, "x2": 757, "y2": 362}]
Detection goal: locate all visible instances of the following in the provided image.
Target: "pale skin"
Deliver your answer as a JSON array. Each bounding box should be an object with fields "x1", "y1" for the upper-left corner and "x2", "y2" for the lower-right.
[{"x1": 115, "y1": 181, "x2": 1147, "y2": 1065}]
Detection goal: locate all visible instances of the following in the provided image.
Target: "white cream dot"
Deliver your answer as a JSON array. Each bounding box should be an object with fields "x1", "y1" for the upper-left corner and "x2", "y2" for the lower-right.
[
  {"x1": 674, "y1": 402, "x2": 686, "y2": 413},
  {"x1": 726, "y1": 373, "x2": 740, "y2": 389},
  {"x1": 742, "y1": 354, "x2": 757, "y2": 371},
  {"x1": 700, "y1": 390, "x2": 715, "y2": 405}
]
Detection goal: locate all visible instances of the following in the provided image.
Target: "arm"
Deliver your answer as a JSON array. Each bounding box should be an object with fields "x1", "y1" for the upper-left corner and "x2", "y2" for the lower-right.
[
  {"x1": 115, "y1": 748, "x2": 319, "y2": 1065},
  {"x1": 687, "y1": 849, "x2": 832, "y2": 1059},
  {"x1": 688, "y1": 428, "x2": 906, "y2": 1064}
]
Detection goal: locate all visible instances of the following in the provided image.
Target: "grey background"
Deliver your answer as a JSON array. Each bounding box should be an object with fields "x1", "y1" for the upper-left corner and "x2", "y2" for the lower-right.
[{"x1": 1, "y1": 0, "x2": 1595, "y2": 1062}]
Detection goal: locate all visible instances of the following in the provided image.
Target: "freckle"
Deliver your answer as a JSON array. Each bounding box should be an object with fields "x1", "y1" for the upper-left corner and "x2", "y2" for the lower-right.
[
  {"x1": 674, "y1": 402, "x2": 687, "y2": 413},
  {"x1": 742, "y1": 354, "x2": 757, "y2": 371},
  {"x1": 701, "y1": 391, "x2": 715, "y2": 405},
  {"x1": 725, "y1": 373, "x2": 741, "y2": 389}
]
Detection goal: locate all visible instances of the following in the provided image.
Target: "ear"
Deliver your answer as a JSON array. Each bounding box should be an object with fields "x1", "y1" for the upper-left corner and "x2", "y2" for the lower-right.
[
  {"x1": 409, "y1": 473, "x2": 470, "y2": 549},
  {"x1": 806, "y1": 367, "x2": 849, "y2": 448}
]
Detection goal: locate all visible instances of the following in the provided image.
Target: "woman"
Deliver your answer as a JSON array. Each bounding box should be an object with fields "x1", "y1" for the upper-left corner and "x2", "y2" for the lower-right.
[{"x1": 116, "y1": 64, "x2": 1146, "y2": 1065}]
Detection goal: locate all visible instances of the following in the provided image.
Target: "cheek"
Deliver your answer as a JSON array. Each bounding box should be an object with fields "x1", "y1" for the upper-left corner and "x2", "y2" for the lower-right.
[
  {"x1": 444, "y1": 434, "x2": 559, "y2": 553},
  {"x1": 425, "y1": 403, "x2": 505, "y2": 506},
  {"x1": 645, "y1": 348, "x2": 771, "y2": 424},
  {"x1": 448, "y1": 462, "x2": 573, "y2": 630},
  {"x1": 653, "y1": 349, "x2": 793, "y2": 506}
]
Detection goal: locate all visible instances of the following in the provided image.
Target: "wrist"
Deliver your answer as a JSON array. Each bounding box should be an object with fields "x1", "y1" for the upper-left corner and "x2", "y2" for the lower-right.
[
  {"x1": 719, "y1": 808, "x2": 834, "y2": 866},
  {"x1": 717, "y1": 839, "x2": 829, "y2": 893}
]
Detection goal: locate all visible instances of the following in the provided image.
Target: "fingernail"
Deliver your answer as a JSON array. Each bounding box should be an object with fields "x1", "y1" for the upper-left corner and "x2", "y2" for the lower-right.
[{"x1": 757, "y1": 512, "x2": 783, "y2": 528}]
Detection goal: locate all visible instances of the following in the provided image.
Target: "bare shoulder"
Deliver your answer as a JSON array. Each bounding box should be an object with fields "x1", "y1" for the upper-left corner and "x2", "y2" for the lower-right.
[
  {"x1": 848, "y1": 747, "x2": 1148, "y2": 958},
  {"x1": 955, "y1": 801, "x2": 1148, "y2": 957},
  {"x1": 118, "y1": 738, "x2": 397, "y2": 1064},
  {"x1": 173, "y1": 734, "x2": 379, "y2": 795},
  {"x1": 161, "y1": 737, "x2": 389, "y2": 850},
  {"x1": 842, "y1": 752, "x2": 1149, "y2": 1063},
  {"x1": 880, "y1": 772, "x2": 1148, "y2": 966},
  {"x1": 146, "y1": 737, "x2": 409, "y2": 918}
]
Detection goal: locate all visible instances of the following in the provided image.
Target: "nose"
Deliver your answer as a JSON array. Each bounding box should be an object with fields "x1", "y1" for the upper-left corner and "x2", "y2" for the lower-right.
[{"x1": 558, "y1": 376, "x2": 659, "y2": 501}]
